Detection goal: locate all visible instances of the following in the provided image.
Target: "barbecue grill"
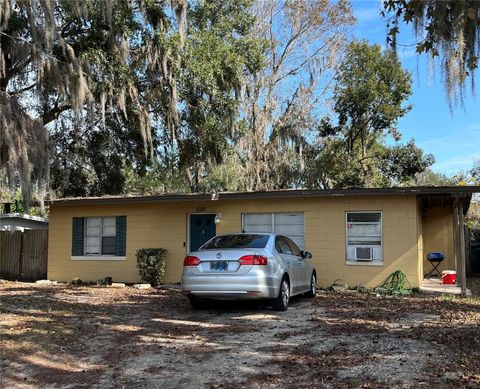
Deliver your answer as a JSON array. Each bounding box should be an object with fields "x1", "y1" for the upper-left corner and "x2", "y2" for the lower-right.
[{"x1": 425, "y1": 252, "x2": 445, "y2": 278}]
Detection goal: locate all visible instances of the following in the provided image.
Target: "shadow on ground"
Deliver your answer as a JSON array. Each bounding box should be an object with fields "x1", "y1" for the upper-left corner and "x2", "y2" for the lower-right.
[{"x1": 1, "y1": 280, "x2": 479, "y2": 388}]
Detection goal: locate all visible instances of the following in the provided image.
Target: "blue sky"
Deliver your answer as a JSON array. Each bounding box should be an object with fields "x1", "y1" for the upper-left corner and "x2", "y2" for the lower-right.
[{"x1": 352, "y1": 0, "x2": 479, "y2": 175}]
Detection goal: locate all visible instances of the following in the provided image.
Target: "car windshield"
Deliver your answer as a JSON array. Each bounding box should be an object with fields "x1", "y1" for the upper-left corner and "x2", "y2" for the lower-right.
[{"x1": 201, "y1": 234, "x2": 269, "y2": 249}]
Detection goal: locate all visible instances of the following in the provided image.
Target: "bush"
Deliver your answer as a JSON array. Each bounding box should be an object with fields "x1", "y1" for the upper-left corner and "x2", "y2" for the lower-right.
[{"x1": 136, "y1": 248, "x2": 167, "y2": 285}]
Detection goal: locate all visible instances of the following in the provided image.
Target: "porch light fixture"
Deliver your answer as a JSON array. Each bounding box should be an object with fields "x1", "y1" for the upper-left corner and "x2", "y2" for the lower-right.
[{"x1": 214, "y1": 213, "x2": 222, "y2": 224}]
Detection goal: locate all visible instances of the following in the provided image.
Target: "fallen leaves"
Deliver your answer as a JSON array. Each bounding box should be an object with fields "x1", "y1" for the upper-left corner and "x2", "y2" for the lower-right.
[{"x1": 1, "y1": 279, "x2": 479, "y2": 388}]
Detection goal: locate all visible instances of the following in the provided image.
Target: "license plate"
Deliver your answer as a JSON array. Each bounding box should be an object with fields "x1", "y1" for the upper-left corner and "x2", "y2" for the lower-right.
[{"x1": 210, "y1": 261, "x2": 228, "y2": 271}]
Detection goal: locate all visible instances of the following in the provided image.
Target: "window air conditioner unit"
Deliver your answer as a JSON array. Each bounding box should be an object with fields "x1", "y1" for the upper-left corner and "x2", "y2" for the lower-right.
[{"x1": 355, "y1": 247, "x2": 373, "y2": 261}]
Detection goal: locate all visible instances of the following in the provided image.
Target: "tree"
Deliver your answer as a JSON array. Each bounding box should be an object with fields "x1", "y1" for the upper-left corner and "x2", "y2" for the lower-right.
[
  {"x1": 237, "y1": 0, "x2": 355, "y2": 190},
  {"x1": 407, "y1": 169, "x2": 458, "y2": 186},
  {"x1": 306, "y1": 42, "x2": 433, "y2": 188},
  {"x1": 380, "y1": 140, "x2": 435, "y2": 185},
  {"x1": 382, "y1": 0, "x2": 480, "y2": 108},
  {"x1": 175, "y1": 0, "x2": 264, "y2": 191},
  {"x1": 1, "y1": 0, "x2": 263, "y2": 200},
  {"x1": 0, "y1": 0, "x2": 188, "y2": 203},
  {"x1": 471, "y1": 159, "x2": 480, "y2": 183}
]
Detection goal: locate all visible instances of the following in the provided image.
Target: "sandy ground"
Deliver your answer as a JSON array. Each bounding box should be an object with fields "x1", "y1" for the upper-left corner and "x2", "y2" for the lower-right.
[{"x1": 0, "y1": 280, "x2": 479, "y2": 388}]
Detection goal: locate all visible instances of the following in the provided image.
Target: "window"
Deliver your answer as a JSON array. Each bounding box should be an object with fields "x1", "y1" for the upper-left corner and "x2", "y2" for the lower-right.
[
  {"x1": 72, "y1": 216, "x2": 126, "y2": 259},
  {"x1": 275, "y1": 236, "x2": 292, "y2": 254},
  {"x1": 284, "y1": 237, "x2": 302, "y2": 257},
  {"x1": 242, "y1": 212, "x2": 304, "y2": 249},
  {"x1": 346, "y1": 212, "x2": 382, "y2": 263},
  {"x1": 202, "y1": 234, "x2": 269, "y2": 249},
  {"x1": 84, "y1": 217, "x2": 116, "y2": 255}
]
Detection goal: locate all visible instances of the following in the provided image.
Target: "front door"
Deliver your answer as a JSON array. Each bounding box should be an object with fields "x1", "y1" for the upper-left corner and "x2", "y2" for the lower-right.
[{"x1": 189, "y1": 214, "x2": 216, "y2": 252}]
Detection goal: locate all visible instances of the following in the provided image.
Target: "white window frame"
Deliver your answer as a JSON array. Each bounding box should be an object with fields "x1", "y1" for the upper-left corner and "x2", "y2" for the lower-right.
[
  {"x1": 345, "y1": 211, "x2": 383, "y2": 266},
  {"x1": 241, "y1": 212, "x2": 304, "y2": 249},
  {"x1": 83, "y1": 217, "x2": 116, "y2": 256}
]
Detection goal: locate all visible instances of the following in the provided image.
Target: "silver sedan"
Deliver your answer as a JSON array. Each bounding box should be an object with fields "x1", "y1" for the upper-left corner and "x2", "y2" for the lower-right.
[{"x1": 181, "y1": 233, "x2": 316, "y2": 311}]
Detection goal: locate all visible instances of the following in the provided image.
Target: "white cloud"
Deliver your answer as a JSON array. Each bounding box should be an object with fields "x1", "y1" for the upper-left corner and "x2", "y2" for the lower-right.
[
  {"x1": 432, "y1": 153, "x2": 480, "y2": 174},
  {"x1": 418, "y1": 124, "x2": 480, "y2": 149},
  {"x1": 353, "y1": 3, "x2": 382, "y2": 24},
  {"x1": 416, "y1": 123, "x2": 480, "y2": 173}
]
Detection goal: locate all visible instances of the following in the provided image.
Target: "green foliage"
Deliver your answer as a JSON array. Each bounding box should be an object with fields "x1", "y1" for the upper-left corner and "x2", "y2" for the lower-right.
[
  {"x1": 309, "y1": 42, "x2": 432, "y2": 188},
  {"x1": 2, "y1": 0, "x2": 264, "y2": 200},
  {"x1": 136, "y1": 248, "x2": 168, "y2": 286},
  {"x1": 466, "y1": 202, "x2": 480, "y2": 242},
  {"x1": 123, "y1": 162, "x2": 189, "y2": 195},
  {"x1": 333, "y1": 41, "x2": 412, "y2": 147},
  {"x1": 199, "y1": 152, "x2": 247, "y2": 193},
  {"x1": 380, "y1": 140, "x2": 435, "y2": 184},
  {"x1": 471, "y1": 160, "x2": 480, "y2": 184},
  {"x1": 177, "y1": 0, "x2": 264, "y2": 190},
  {"x1": 2, "y1": 2, "x2": 441, "y2": 199},
  {"x1": 382, "y1": 0, "x2": 480, "y2": 108},
  {"x1": 408, "y1": 169, "x2": 457, "y2": 187}
]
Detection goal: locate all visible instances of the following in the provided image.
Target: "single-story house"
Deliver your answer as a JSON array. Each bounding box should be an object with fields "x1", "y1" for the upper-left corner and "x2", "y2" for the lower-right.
[
  {"x1": 46, "y1": 186, "x2": 479, "y2": 290},
  {"x1": 0, "y1": 213, "x2": 48, "y2": 231}
]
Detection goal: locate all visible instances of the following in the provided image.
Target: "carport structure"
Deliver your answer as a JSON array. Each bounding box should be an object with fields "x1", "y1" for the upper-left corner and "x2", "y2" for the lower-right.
[{"x1": 419, "y1": 187, "x2": 475, "y2": 295}]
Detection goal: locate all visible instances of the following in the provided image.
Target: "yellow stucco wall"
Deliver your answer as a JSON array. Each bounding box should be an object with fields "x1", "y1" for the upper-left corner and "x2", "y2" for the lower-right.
[
  {"x1": 422, "y1": 206, "x2": 456, "y2": 273},
  {"x1": 48, "y1": 195, "x2": 423, "y2": 288},
  {"x1": 417, "y1": 200, "x2": 424, "y2": 286}
]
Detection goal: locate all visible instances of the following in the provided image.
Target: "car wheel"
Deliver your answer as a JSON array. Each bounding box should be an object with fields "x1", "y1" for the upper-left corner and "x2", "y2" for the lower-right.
[
  {"x1": 189, "y1": 296, "x2": 207, "y2": 310},
  {"x1": 305, "y1": 273, "x2": 316, "y2": 298},
  {"x1": 272, "y1": 277, "x2": 290, "y2": 311}
]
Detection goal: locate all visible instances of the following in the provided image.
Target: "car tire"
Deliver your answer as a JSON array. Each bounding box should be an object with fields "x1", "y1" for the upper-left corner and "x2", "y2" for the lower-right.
[
  {"x1": 305, "y1": 273, "x2": 317, "y2": 298},
  {"x1": 189, "y1": 296, "x2": 207, "y2": 310},
  {"x1": 272, "y1": 277, "x2": 290, "y2": 311}
]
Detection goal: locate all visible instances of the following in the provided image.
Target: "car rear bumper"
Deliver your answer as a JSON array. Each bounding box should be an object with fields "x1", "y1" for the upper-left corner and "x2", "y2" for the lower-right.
[{"x1": 181, "y1": 273, "x2": 280, "y2": 300}]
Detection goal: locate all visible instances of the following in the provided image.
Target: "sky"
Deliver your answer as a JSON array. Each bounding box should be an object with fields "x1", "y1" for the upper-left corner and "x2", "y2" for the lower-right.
[{"x1": 351, "y1": 0, "x2": 480, "y2": 175}]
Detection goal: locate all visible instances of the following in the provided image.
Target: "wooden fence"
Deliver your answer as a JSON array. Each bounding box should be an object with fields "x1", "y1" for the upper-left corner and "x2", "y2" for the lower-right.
[{"x1": 0, "y1": 230, "x2": 48, "y2": 281}]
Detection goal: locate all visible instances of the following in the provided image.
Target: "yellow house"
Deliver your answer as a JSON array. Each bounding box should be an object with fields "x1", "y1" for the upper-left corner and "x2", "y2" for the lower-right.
[{"x1": 47, "y1": 186, "x2": 479, "y2": 290}]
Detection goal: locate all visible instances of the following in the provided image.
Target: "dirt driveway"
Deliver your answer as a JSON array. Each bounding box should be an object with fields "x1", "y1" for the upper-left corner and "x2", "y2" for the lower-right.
[{"x1": 1, "y1": 280, "x2": 479, "y2": 388}]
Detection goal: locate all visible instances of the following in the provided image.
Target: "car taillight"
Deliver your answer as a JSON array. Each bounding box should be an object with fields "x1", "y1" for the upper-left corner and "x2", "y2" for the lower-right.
[
  {"x1": 184, "y1": 256, "x2": 201, "y2": 266},
  {"x1": 239, "y1": 255, "x2": 268, "y2": 266}
]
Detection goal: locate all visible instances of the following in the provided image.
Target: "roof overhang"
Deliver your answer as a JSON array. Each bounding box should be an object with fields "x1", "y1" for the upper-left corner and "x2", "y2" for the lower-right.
[
  {"x1": 47, "y1": 186, "x2": 480, "y2": 207},
  {"x1": 0, "y1": 213, "x2": 48, "y2": 223}
]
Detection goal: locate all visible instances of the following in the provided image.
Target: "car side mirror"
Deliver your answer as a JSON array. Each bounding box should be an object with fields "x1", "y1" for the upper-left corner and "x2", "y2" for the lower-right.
[{"x1": 301, "y1": 250, "x2": 312, "y2": 259}]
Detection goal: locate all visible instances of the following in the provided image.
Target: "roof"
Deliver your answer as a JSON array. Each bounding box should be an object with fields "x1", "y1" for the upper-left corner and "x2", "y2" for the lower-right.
[
  {"x1": 47, "y1": 186, "x2": 480, "y2": 206},
  {"x1": 0, "y1": 213, "x2": 48, "y2": 223}
]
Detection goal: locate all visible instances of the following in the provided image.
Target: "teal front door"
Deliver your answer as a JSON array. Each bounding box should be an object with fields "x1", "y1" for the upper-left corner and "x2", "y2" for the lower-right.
[{"x1": 190, "y1": 214, "x2": 216, "y2": 252}]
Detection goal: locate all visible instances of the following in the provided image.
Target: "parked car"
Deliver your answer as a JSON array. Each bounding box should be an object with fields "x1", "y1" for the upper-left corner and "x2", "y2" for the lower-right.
[{"x1": 181, "y1": 233, "x2": 316, "y2": 311}]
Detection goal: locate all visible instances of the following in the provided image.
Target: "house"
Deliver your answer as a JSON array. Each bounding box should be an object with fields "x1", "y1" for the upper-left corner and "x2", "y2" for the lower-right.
[
  {"x1": 0, "y1": 213, "x2": 48, "y2": 231},
  {"x1": 46, "y1": 186, "x2": 480, "y2": 290}
]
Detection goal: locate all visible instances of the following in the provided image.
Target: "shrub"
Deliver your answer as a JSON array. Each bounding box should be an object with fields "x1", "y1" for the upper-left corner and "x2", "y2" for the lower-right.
[{"x1": 136, "y1": 248, "x2": 167, "y2": 285}]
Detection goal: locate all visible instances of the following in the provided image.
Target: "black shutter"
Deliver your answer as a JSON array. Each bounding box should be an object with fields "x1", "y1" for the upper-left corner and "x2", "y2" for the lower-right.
[
  {"x1": 72, "y1": 217, "x2": 85, "y2": 256},
  {"x1": 115, "y1": 216, "x2": 127, "y2": 256}
]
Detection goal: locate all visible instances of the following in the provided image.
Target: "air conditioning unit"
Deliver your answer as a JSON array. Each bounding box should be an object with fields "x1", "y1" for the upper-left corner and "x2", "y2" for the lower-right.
[
  {"x1": 347, "y1": 246, "x2": 373, "y2": 261},
  {"x1": 355, "y1": 247, "x2": 373, "y2": 261},
  {"x1": 347, "y1": 246, "x2": 381, "y2": 261}
]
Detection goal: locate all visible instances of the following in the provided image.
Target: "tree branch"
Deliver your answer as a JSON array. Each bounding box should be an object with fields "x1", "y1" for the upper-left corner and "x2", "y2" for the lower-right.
[
  {"x1": 10, "y1": 83, "x2": 37, "y2": 95},
  {"x1": 43, "y1": 102, "x2": 72, "y2": 125}
]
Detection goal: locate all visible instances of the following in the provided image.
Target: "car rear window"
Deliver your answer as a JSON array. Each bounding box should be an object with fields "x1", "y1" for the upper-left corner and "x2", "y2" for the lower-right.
[{"x1": 201, "y1": 234, "x2": 269, "y2": 249}]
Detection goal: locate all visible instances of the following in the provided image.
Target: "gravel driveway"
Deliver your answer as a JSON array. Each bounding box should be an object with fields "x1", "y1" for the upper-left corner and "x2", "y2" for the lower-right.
[{"x1": 1, "y1": 280, "x2": 479, "y2": 388}]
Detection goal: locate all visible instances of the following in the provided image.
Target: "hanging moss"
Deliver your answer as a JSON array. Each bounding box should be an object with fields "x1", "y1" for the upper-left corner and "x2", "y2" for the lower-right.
[{"x1": 0, "y1": 0, "x2": 187, "y2": 205}]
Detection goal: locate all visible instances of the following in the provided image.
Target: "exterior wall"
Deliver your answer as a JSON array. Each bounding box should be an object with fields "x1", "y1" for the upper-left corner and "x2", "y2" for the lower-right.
[
  {"x1": 416, "y1": 200, "x2": 424, "y2": 286},
  {"x1": 422, "y1": 206, "x2": 455, "y2": 273},
  {"x1": 48, "y1": 195, "x2": 422, "y2": 288}
]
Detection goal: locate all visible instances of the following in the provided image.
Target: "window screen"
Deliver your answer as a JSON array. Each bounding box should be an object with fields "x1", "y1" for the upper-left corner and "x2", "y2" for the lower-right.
[
  {"x1": 346, "y1": 212, "x2": 382, "y2": 261},
  {"x1": 242, "y1": 212, "x2": 304, "y2": 249},
  {"x1": 84, "y1": 217, "x2": 117, "y2": 255}
]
